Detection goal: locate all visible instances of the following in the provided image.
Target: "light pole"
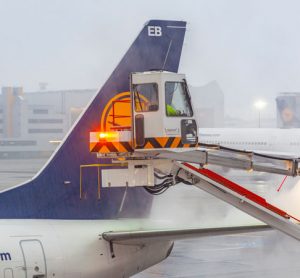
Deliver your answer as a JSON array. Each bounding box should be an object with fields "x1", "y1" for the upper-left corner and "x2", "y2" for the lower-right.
[{"x1": 254, "y1": 100, "x2": 267, "y2": 128}]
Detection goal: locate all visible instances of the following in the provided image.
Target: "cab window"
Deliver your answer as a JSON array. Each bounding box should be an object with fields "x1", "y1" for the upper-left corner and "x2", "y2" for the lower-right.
[
  {"x1": 133, "y1": 83, "x2": 159, "y2": 112},
  {"x1": 165, "y1": 82, "x2": 193, "y2": 117}
]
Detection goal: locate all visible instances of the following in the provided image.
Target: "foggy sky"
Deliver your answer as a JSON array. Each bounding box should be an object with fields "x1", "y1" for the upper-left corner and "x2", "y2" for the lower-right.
[{"x1": 1, "y1": 0, "x2": 300, "y2": 120}]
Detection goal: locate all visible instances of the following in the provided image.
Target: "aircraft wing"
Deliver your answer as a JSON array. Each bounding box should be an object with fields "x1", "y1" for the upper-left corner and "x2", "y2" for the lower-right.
[{"x1": 102, "y1": 225, "x2": 271, "y2": 245}]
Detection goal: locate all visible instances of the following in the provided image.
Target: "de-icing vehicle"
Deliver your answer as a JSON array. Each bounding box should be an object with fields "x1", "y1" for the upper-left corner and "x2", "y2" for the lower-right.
[{"x1": 90, "y1": 69, "x2": 300, "y2": 242}]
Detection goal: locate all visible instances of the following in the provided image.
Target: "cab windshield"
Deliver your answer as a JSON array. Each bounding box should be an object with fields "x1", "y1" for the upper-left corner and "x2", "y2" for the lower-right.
[
  {"x1": 133, "y1": 83, "x2": 159, "y2": 112},
  {"x1": 165, "y1": 82, "x2": 193, "y2": 117}
]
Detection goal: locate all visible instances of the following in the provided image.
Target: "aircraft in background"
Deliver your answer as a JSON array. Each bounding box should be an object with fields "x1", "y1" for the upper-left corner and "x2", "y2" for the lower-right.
[{"x1": 199, "y1": 128, "x2": 300, "y2": 157}]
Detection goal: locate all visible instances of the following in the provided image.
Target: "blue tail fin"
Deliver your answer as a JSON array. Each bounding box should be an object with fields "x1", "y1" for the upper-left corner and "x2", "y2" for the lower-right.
[{"x1": 0, "y1": 20, "x2": 187, "y2": 219}]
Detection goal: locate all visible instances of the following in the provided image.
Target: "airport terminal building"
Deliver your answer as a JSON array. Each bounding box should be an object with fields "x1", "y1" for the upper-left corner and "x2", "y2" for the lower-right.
[{"x1": 0, "y1": 87, "x2": 95, "y2": 158}]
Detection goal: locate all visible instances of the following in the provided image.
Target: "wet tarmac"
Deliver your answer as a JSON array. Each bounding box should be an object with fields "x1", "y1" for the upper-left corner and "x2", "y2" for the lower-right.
[
  {"x1": 0, "y1": 158, "x2": 48, "y2": 190},
  {"x1": 134, "y1": 168, "x2": 300, "y2": 277},
  {"x1": 1, "y1": 159, "x2": 300, "y2": 277},
  {"x1": 134, "y1": 231, "x2": 300, "y2": 277}
]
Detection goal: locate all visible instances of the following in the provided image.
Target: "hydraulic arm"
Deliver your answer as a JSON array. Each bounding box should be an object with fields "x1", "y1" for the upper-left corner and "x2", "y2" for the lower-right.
[{"x1": 175, "y1": 162, "x2": 300, "y2": 241}]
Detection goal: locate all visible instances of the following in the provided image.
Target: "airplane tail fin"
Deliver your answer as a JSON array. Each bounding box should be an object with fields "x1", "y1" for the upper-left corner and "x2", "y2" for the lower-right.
[{"x1": 0, "y1": 20, "x2": 187, "y2": 219}]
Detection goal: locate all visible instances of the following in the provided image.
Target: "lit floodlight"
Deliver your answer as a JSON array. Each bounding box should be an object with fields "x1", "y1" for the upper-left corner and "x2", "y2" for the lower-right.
[
  {"x1": 254, "y1": 100, "x2": 267, "y2": 110},
  {"x1": 254, "y1": 100, "x2": 267, "y2": 128}
]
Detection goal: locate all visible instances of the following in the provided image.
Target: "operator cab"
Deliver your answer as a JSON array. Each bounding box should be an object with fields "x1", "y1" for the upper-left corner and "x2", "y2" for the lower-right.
[
  {"x1": 131, "y1": 71, "x2": 197, "y2": 148},
  {"x1": 90, "y1": 71, "x2": 198, "y2": 155}
]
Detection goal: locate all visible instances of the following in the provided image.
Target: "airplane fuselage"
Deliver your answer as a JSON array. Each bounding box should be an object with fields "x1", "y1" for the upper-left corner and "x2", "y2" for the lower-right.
[
  {"x1": 199, "y1": 128, "x2": 300, "y2": 155},
  {"x1": 0, "y1": 220, "x2": 172, "y2": 278}
]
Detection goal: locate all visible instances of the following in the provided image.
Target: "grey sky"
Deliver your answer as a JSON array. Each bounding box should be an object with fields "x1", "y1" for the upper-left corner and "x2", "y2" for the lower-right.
[{"x1": 1, "y1": 0, "x2": 300, "y2": 120}]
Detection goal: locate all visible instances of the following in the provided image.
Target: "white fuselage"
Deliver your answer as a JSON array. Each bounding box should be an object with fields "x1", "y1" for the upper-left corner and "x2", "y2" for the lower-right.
[
  {"x1": 199, "y1": 128, "x2": 300, "y2": 156},
  {"x1": 0, "y1": 220, "x2": 172, "y2": 278}
]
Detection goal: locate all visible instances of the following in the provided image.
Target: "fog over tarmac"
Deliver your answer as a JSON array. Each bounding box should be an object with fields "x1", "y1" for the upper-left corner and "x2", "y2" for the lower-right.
[{"x1": 1, "y1": 0, "x2": 300, "y2": 121}]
